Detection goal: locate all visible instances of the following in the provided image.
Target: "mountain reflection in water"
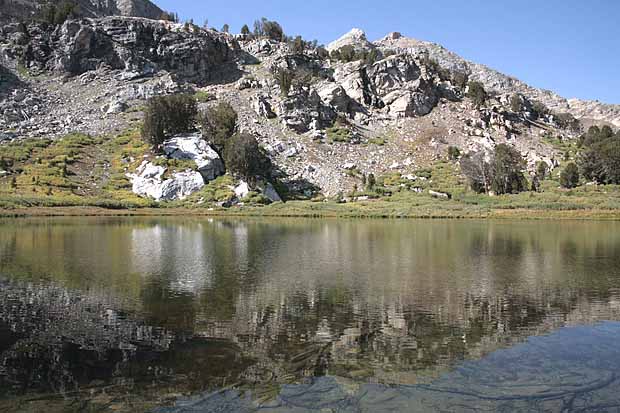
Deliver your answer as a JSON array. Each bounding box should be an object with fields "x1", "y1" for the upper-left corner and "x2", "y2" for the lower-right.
[
  {"x1": 0, "y1": 218, "x2": 619, "y2": 412},
  {"x1": 157, "y1": 322, "x2": 620, "y2": 412}
]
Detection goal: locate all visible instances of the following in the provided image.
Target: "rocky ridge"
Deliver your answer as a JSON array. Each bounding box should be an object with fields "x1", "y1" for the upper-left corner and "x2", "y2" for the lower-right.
[
  {"x1": 0, "y1": 21, "x2": 618, "y2": 200},
  {"x1": 373, "y1": 32, "x2": 620, "y2": 128},
  {"x1": 0, "y1": 0, "x2": 166, "y2": 24}
]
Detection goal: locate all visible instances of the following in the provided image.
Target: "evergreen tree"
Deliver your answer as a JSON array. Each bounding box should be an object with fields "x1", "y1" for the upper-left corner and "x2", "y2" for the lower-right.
[{"x1": 560, "y1": 162, "x2": 580, "y2": 188}]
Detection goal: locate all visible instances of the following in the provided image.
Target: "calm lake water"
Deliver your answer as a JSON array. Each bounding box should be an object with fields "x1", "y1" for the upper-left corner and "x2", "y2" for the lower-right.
[{"x1": 0, "y1": 218, "x2": 619, "y2": 412}]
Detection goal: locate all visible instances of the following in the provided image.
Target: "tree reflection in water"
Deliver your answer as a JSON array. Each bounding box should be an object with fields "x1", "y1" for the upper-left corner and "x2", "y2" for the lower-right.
[{"x1": 0, "y1": 218, "x2": 618, "y2": 412}]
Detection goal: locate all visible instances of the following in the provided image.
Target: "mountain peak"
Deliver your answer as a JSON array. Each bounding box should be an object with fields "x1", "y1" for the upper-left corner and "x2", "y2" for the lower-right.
[{"x1": 327, "y1": 28, "x2": 373, "y2": 51}]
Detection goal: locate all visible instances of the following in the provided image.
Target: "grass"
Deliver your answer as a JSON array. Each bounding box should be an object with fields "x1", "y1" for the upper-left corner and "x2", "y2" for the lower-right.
[
  {"x1": 1, "y1": 134, "x2": 619, "y2": 220},
  {"x1": 326, "y1": 125, "x2": 353, "y2": 143},
  {"x1": 367, "y1": 137, "x2": 387, "y2": 146},
  {"x1": 194, "y1": 90, "x2": 214, "y2": 103}
]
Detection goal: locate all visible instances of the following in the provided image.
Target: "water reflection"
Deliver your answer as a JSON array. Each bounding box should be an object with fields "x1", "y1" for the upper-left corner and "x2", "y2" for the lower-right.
[
  {"x1": 0, "y1": 218, "x2": 619, "y2": 412},
  {"x1": 158, "y1": 322, "x2": 620, "y2": 412}
]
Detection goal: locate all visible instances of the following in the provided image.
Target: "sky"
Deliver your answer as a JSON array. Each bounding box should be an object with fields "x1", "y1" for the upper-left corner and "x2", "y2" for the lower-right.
[{"x1": 155, "y1": 0, "x2": 620, "y2": 104}]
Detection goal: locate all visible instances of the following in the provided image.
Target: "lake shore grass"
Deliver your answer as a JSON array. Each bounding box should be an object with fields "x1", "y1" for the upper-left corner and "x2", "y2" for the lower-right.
[
  {"x1": 1, "y1": 201, "x2": 619, "y2": 220},
  {"x1": 2, "y1": 132, "x2": 620, "y2": 221}
]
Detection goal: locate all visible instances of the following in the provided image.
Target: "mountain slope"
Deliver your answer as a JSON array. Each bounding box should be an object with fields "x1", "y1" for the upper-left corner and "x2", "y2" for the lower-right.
[
  {"x1": 373, "y1": 32, "x2": 620, "y2": 127},
  {"x1": 0, "y1": 0, "x2": 165, "y2": 23},
  {"x1": 0, "y1": 21, "x2": 618, "y2": 208}
]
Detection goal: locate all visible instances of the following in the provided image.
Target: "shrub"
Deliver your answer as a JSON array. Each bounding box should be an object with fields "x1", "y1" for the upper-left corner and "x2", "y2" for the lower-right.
[
  {"x1": 141, "y1": 94, "x2": 198, "y2": 148},
  {"x1": 326, "y1": 125, "x2": 353, "y2": 143},
  {"x1": 510, "y1": 94, "x2": 523, "y2": 112},
  {"x1": 489, "y1": 144, "x2": 527, "y2": 194},
  {"x1": 194, "y1": 90, "x2": 213, "y2": 103},
  {"x1": 224, "y1": 133, "x2": 272, "y2": 181},
  {"x1": 578, "y1": 126, "x2": 620, "y2": 184},
  {"x1": 554, "y1": 112, "x2": 580, "y2": 132},
  {"x1": 253, "y1": 18, "x2": 284, "y2": 41},
  {"x1": 560, "y1": 162, "x2": 580, "y2": 188},
  {"x1": 447, "y1": 146, "x2": 461, "y2": 160},
  {"x1": 531, "y1": 100, "x2": 549, "y2": 119},
  {"x1": 366, "y1": 173, "x2": 376, "y2": 191},
  {"x1": 274, "y1": 68, "x2": 294, "y2": 96},
  {"x1": 451, "y1": 71, "x2": 469, "y2": 90},
  {"x1": 39, "y1": 1, "x2": 77, "y2": 25},
  {"x1": 199, "y1": 102, "x2": 238, "y2": 153},
  {"x1": 461, "y1": 144, "x2": 527, "y2": 194},
  {"x1": 535, "y1": 161, "x2": 548, "y2": 181},
  {"x1": 338, "y1": 45, "x2": 356, "y2": 62},
  {"x1": 467, "y1": 81, "x2": 487, "y2": 107},
  {"x1": 290, "y1": 36, "x2": 306, "y2": 54},
  {"x1": 316, "y1": 47, "x2": 330, "y2": 60}
]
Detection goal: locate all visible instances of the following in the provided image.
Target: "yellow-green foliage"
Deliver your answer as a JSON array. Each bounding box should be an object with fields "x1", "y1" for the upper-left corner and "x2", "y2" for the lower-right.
[
  {"x1": 0, "y1": 130, "x2": 155, "y2": 209},
  {"x1": 183, "y1": 175, "x2": 235, "y2": 206},
  {"x1": 327, "y1": 126, "x2": 353, "y2": 143},
  {"x1": 367, "y1": 137, "x2": 387, "y2": 146},
  {"x1": 194, "y1": 90, "x2": 213, "y2": 103}
]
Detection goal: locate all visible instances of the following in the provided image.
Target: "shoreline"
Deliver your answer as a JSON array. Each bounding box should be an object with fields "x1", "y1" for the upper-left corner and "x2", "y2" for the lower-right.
[{"x1": 1, "y1": 205, "x2": 619, "y2": 220}]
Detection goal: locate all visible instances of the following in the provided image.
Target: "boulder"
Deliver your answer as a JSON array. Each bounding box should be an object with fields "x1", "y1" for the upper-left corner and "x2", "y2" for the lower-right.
[
  {"x1": 278, "y1": 89, "x2": 336, "y2": 133},
  {"x1": 262, "y1": 182, "x2": 282, "y2": 203},
  {"x1": 429, "y1": 190, "x2": 451, "y2": 200},
  {"x1": 234, "y1": 181, "x2": 250, "y2": 199},
  {"x1": 163, "y1": 134, "x2": 224, "y2": 181},
  {"x1": 103, "y1": 99, "x2": 128, "y2": 114},
  {"x1": 252, "y1": 94, "x2": 276, "y2": 119},
  {"x1": 127, "y1": 160, "x2": 205, "y2": 201},
  {"x1": 317, "y1": 83, "x2": 353, "y2": 113}
]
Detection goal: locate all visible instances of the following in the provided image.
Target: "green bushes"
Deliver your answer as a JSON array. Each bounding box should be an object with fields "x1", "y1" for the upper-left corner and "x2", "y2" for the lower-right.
[
  {"x1": 224, "y1": 133, "x2": 272, "y2": 182},
  {"x1": 141, "y1": 94, "x2": 198, "y2": 148},
  {"x1": 467, "y1": 81, "x2": 487, "y2": 107},
  {"x1": 253, "y1": 18, "x2": 284, "y2": 41},
  {"x1": 447, "y1": 146, "x2": 461, "y2": 160},
  {"x1": 330, "y1": 46, "x2": 379, "y2": 64},
  {"x1": 198, "y1": 104, "x2": 271, "y2": 182},
  {"x1": 326, "y1": 125, "x2": 353, "y2": 143},
  {"x1": 578, "y1": 126, "x2": 620, "y2": 184},
  {"x1": 560, "y1": 162, "x2": 580, "y2": 188},
  {"x1": 510, "y1": 94, "x2": 523, "y2": 112},
  {"x1": 461, "y1": 144, "x2": 527, "y2": 194},
  {"x1": 199, "y1": 102, "x2": 238, "y2": 153},
  {"x1": 39, "y1": 1, "x2": 77, "y2": 25},
  {"x1": 272, "y1": 67, "x2": 314, "y2": 96},
  {"x1": 554, "y1": 112, "x2": 581, "y2": 132}
]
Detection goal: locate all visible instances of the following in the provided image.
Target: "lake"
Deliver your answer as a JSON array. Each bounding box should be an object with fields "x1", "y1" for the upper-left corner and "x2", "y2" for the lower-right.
[{"x1": 0, "y1": 218, "x2": 619, "y2": 412}]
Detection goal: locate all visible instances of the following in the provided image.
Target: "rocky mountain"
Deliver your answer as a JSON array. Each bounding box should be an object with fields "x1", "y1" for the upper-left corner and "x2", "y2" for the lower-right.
[
  {"x1": 0, "y1": 0, "x2": 165, "y2": 24},
  {"x1": 0, "y1": 18, "x2": 618, "y2": 203},
  {"x1": 373, "y1": 32, "x2": 620, "y2": 128}
]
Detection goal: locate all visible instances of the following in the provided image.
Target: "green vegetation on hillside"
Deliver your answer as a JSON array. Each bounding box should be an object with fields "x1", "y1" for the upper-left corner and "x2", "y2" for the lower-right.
[{"x1": 1, "y1": 128, "x2": 619, "y2": 219}]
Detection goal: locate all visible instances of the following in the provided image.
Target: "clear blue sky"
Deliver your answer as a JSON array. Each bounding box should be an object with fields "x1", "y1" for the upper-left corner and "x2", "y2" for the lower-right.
[{"x1": 155, "y1": 0, "x2": 620, "y2": 104}]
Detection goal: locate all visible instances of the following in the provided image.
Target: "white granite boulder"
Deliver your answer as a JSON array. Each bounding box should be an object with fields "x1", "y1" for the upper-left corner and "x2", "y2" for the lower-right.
[
  {"x1": 128, "y1": 160, "x2": 205, "y2": 201},
  {"x1": 163, "y1": 134, "x2": 224, "y2": 181}
]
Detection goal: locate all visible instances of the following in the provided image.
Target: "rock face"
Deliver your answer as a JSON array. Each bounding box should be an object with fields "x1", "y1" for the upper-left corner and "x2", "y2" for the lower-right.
[
  {"x1": 278, "y1": 89, "x2": 336, "y2": 132},
  {"x1": 128, "y1": 160, "x2": 205, "y2": 201},
  {"x1": 373, "y1": 32, "x2": 620, "y2": 127},
  {"x1": 1, "y1": 17, "x2": 236, "y2": 83},
  {"x1": 163, "y1": 134, "x2": 224, "y2": 181},
  {"x1": 128, "y1": 135, "x2": 224, "y2": 201},
  {"x1": 0, "y1": 0, "x2": 166, "y2": 24},
  {"x1": 326, "y1": 54, "x2": 442, "y2": 118}
]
